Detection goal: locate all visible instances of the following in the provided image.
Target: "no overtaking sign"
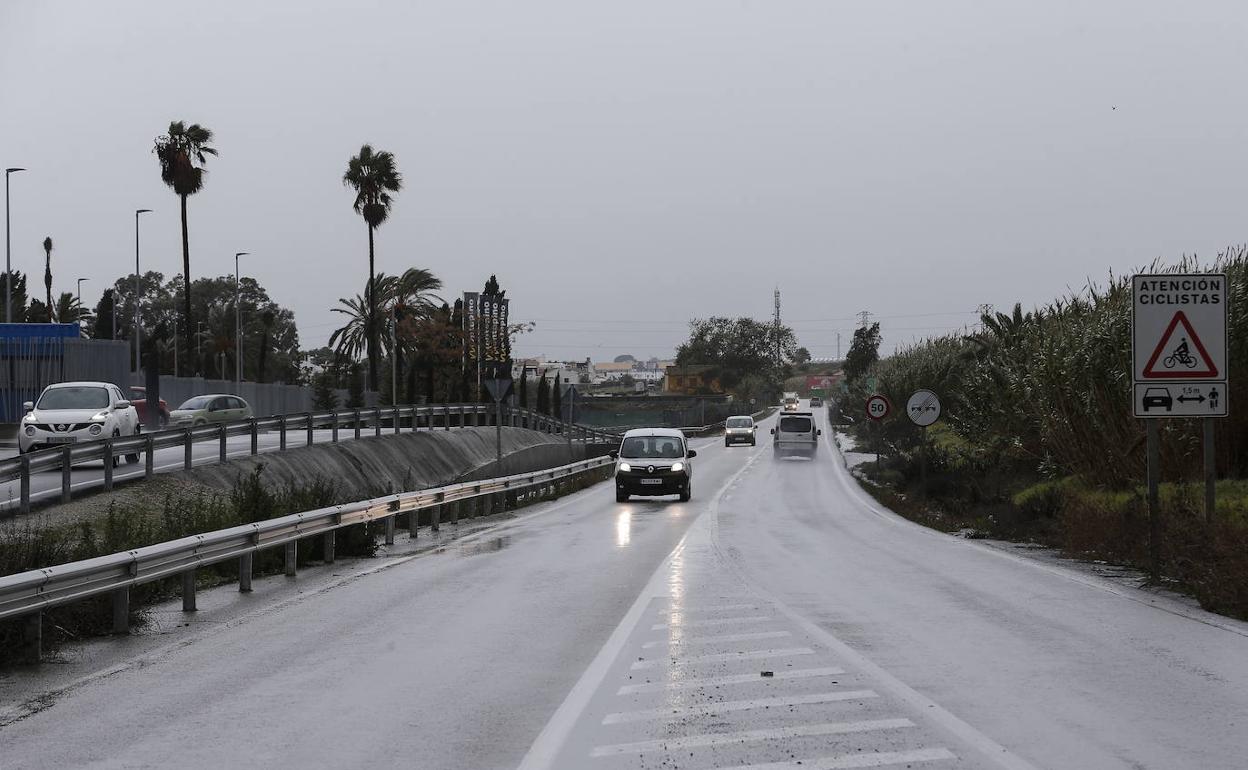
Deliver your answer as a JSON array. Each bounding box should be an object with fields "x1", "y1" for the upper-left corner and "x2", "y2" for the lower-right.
[{"x1": 1132, "y1": 274, "x2": 1228, "y2": 418}]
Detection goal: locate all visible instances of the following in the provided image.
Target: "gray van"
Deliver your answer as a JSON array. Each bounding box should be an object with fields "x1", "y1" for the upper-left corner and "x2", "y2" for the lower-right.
[{"x1": 771, "y1": 412, "x2": 821, "y2": 457}]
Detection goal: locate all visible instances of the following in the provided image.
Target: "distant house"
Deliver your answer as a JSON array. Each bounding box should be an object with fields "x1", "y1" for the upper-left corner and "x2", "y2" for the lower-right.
[{"x1": 664, "y1": 364, "x2": 722, "y2": 395}]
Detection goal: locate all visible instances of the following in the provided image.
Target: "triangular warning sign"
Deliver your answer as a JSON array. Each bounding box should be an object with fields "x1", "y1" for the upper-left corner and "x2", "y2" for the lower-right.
[{"x1": 1142, "y1": 311, "x2": 1218, "y2": 378}]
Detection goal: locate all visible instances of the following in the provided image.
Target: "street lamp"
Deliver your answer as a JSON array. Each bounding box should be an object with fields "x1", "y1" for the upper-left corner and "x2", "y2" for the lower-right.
[
  {"x1": 76, "y1": 277, "x2": 88, "y2": 333},
  {"x1": 234, "y1": 251, "x2": 250, "y2": 383},
  {"x1": 133, "y1": 208, "x2": 152, "y2": 372},
  {"x1": 5, "y1": 167, "x2": 27, "y2": 324}
]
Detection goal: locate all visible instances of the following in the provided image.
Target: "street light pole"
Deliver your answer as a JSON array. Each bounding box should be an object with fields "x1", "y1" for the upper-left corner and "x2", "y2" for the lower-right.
[
  {"x1": 76, "y1": 277, "x2": 88, "y2": 334},
  {"x1": 133, "y1": 208, "x2": 152, "y2": 372},
  {"x1": 234, "y1": 252, "x2": 250, "y2": 383},
  {"x1": 5, "y1": 168, "x2": 27, "y2": 324}
]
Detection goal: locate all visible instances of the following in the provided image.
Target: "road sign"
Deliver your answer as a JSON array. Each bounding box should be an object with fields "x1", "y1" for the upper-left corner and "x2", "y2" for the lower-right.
[
  {"x1": 865, "y1": 394, "x2": 891, "y2": 421},
  {"x1": 483, "y1": 378, "x2": 514, "y2": 403},
  {"x1": 906, "y1": 389, "x2": 941, "y2": 426},
  {"x1": 1132, "y1": 274, "x2": 1228, "y2": 418}
]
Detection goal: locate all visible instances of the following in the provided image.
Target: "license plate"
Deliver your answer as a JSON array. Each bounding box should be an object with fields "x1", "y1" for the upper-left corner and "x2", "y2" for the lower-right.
[
  {"x1": 639, "y1": 478, "x2": 663, "y2": 485},
  {"x1": 45, "y1": 436, "x2": 77, "y2": 444}
]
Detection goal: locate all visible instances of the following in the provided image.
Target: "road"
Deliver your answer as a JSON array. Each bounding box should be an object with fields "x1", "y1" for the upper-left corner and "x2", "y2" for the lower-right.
[
  {"x1": 0, "y1": 423, "x2": 443, "y2": 512},
  {"x1": 3, "y1": 407, "x2": 1247, "y2": 769}
]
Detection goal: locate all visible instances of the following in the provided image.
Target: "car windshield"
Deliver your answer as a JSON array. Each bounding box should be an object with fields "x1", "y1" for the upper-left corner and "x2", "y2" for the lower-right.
[
  {"x1": 726, "y1": 418, "x2": 752, "y2": 428},
  {"x1": 178, "y1": 396, "x2": 214, "y2": 410},
  {"x1": 38, "y1": 386, "x2": 110, "y2": 410},
  {"x1": 619, "y1": 436, "x2": 684, "y2": 459},
  {"x1": 779, "y1": 416, "x2": 813, "y2": 433}
]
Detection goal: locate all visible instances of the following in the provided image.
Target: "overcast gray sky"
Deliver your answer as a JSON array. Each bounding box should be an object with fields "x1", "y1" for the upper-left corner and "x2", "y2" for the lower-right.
[{"x1": 2, "y1": 1, "x2": 1245, "y2": 362}]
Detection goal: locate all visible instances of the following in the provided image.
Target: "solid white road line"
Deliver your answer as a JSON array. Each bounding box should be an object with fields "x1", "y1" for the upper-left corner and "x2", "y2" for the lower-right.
[
  {"x1": 722, "y1": 747, "x2": 957, "y2": 770},
  {"x1": 650, "y1": 615, "x2": 771, "y2": 631},
  {"x1": 630, "y1": 646, "x2": 814, "y2": 670},
  {"x1": 601, "y1": 690, "x2": 878, "y2": 725},
  {"x1": 589, "y1": 717, "x2": 915, "y2": 757},
  {"x1": 617, "y1": 666, "x2": 846, "y2": 695},
  {"x1": 641, "y1": 630, "x2": 792, "y2": 649},
  {"x1": 658, "y1": 603, "x2": 761, "y2": 614}
]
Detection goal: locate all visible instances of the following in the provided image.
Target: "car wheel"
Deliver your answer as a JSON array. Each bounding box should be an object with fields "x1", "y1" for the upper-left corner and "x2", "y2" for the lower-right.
[
  {"x1": 679, "y1": 486, "x2": 692, "y2": 502},
  {"x1": 616, "y1": 490, "x2": 629, "y2": 503}
]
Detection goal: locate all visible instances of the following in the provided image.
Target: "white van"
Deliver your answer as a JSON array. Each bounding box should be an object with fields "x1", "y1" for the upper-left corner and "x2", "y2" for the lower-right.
[{"x1": 771, "y1": 411, "x2": 821, "y2": 458}]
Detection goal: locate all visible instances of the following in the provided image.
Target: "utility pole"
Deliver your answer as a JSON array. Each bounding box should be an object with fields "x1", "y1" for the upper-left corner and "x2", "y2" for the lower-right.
[
  {"x1": 5, "y1": 167, "x2": 26, "y2": 324},
  {"x1": 234, "y1": 252, "x2": 250, "y2": 383},
  {"x1": 390, "y1": 302, "x2": 397, "y2": 405},
  {"x1": 836, "y1": 332, "x2": 841, "y2": 360},
  {"x1": 773, "y1": 287, "x2": 782, "y2": 366},
  {"x1": 133, "y1": 208, "x2": 152, "y2": 373},
  {"x1": 976, "y1": 303, "x2": 993, "y2": 332},
  {"x1": 75, "y1": 277, "x2": 88, "y2": 335},
  {"x1": 857, "y1": 310, "x2": 871, "y2": 329}
]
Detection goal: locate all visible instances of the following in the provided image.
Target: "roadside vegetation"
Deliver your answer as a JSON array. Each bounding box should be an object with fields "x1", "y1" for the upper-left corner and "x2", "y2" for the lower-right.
[{"x1": 837, "y1": 248, "x2": 1248, "y2": 620}]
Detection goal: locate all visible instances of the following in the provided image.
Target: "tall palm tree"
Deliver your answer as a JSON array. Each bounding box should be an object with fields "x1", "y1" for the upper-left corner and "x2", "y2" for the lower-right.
[
  {"x1": 53, "y1": 292, "x2": 90, "y2": 336},
  {"x1": 342, "y1": 144, "x2": 402, "y2": 391},
  {"x1": 154, "y1": 120, "x2": 217, "y2": 375},
  {"x1": 328, "y1": 292, "x2": 371, "y2": 365},
  {"x1": 42, "y1": 237, "x2": 53, "y2": 321}
]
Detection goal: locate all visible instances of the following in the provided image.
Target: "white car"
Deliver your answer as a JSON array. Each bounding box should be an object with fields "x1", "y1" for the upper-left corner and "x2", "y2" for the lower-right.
[
  {"x1": 20, "y1": 382, "x2": 141, "y2": 464},
  {"x1": 610, "y1": 427, "x2": 697, "y2": 502}
]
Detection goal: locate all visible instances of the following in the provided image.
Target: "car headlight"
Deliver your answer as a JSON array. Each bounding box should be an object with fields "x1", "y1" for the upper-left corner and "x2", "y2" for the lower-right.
[
  {"x1": 92, "y1": 411, "x2": 109, "y2": 422},
  {"x1": 670, "y1": 462, "x2": 684, "y2": 473},
  {"x1": 24, "y1": 426, "x2": 35, "y2": 436},
  {"x1": 618, "y1": 462, "x2": 632, "y2": 472},
  {"x1": 22, "y1": 414, "x2": 36, "y2": 424},
  {"x1": 89, "y1": 424, "x2": 103, "y2": 436}
]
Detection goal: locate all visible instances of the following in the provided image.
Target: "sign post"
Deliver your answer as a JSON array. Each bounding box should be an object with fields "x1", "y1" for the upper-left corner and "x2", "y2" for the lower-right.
[
  {"x1": 484, "y1": 378, "x2": 514, "y2": 464},
  {"x1": 906, "y1": 390, "x2": 942, "y2": 497},
  {"x1": 1132, "y1": 273, "x2": 1229, "y2": 575},
  {"x1": 865, "y1": 394, "x2": 891, "y2": 470}
]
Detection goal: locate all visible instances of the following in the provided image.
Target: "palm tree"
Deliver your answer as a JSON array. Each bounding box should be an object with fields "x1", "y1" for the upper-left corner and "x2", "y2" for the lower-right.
[
  {"x1": 329, "y1": 292, "x2": 371, "y2": 365},
  {"x1": 154, "y1": 120, "x2": 217, "y2": 375},
  {"x1": 42, "y1": 237, "x2": 53, "y2": 321},
  {"x1": 54, "y1": 292, "x2": 90, "y2": 336},
  {"x1": 343, "y1": 144, "x2": 402, "y2": 391}
]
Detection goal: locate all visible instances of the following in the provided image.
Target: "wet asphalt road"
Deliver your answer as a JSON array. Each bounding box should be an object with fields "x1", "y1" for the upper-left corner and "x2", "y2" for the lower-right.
[{"x1": 3, "y1": 407, "x2": 1248, "y2": 769}]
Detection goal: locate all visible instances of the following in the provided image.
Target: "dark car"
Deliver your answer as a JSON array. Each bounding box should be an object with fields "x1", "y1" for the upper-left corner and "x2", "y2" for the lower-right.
[
  {"x1": 611, "y1": 428, "x2": 696, "y2": 502},
  {"x1": 1141, "y1": 387, "x2": 1173, "y2": 413},
  {"x1": 809, "y1": 396, "x2": 823, "y2": 408},
  {"x1": 129, "y1": 386, "x2": 171, "y2": 427}
]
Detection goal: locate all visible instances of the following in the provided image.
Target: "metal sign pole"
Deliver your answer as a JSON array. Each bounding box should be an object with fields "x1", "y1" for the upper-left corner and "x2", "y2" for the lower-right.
[
  {"x1": 919, "y1": 425, "x2": 927, "y2": 498},
  {"x1": 1204, "y1": 417, "x2": 1216, "y2": 526},
  {"x1": 495, "y1": 396, "x2": 503, "y2": 464},
  {"x1": 1146, "y1": 420, "x2": 1160, "y2": 581}
]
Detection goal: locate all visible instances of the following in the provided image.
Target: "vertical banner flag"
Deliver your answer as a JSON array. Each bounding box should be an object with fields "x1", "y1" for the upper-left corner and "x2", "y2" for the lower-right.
[
  {"x1": 463, "y1": 291, "x2": 479, "y2": 366},
  {"x1": 499, "y1": 298, "x2": 510, "y2": 363}
]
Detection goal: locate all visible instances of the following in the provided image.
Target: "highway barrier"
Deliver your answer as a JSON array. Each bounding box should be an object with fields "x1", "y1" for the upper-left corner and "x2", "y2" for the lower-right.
[
  {"x1": 0, "y1": 453, "x2": 616, "y2": 662},
  {"x1": 1, "y1": 404, "x2": 619, "y2": 515}
]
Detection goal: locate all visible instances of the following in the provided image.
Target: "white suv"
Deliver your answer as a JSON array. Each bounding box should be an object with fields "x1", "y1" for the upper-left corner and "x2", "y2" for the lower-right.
[
  {"x1": 20, "y1": 382, "x2": 141, "y2": 464},
  {"x1": 772, "y1": 411, "x2": 821, "y2": 458}
]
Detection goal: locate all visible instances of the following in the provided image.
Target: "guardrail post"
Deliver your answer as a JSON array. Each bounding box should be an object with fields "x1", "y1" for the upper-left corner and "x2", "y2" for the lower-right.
[
  {"x1": 219, "y1": 425, "x2": 228, "y2": 463},
  {"x1": 323, "y1": 531, "x2": 336, "y2": 564},
  {"x1": 279, "y1": 416, "x2": 287, "y2": 450},
  {"x1": 332, "y1": 412, "x2": 339, "y2": 443},
  {"x1": 18, "y1": 455, "x2": 31, "y2": 514},
  {"x1": 385, "y1": 514, "x2": 396, "y2": 545},
  {"x1": 285, "y1": 541, "x2": 298, "y2": 576},
  {"x1": 409, "y1": 505, "x2": 420, "y2": 537},
  {"x1": 103, "y1": 441, "x2": 114, "y2": 491},
  {"x1": 306, "y1": 413, "x2": 314, "y2": 446},
  {"x1": 239, "y1": 552, "x2": 253, "y2": 592},
  {"x1": 20, "y1": 612, "x2": 41, "y2": 664},
  {"x1": 60, "y1": 446, "x2": 72, "y2": 503},
  {"x1": 354, "y1": 410, "x2": 361, "y2": 440},
  {"x1": 184, "y1": 429, "x2": 193, "y2": 470},
  {"x1": 431, "y1": 503, "x2": 440, "y2": 533},
  {"x1": 250, "y1": 418, "x2": 259, "y2": 455},
  {"x1": 182, "y1": 569, "x2": 197, "y2": 612},
  {"x1": 374, "y1": 407, "x2": 382, "y2": 437},
  {"x1": 394, "y1": 406, "x2": 401, "y2": 435},
  {"x1": 144, "y1": 435, "x2": 155, "y2": 478},
  {"x1": 112, "y1": 587, "x2": 129, "y2": 634}
]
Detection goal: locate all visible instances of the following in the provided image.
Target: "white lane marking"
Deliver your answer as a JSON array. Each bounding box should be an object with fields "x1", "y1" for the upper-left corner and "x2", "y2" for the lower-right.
[
  {"x1": 650, "y1": 615, "x2": 771, "y2": 630},
  {"x1": 516, "y1": 442, "x2": 771, "y2": 769},
  {"x1": 641, "y1": 630, "x2": 791, "y2": 649},
  {"x1": 658, "y1": 602, "x2": 759, "y2": 614},
  {"x1": 722, "y1": 747, "x2": 957, "y2": 770},
  {"x1": 601, "y1": 689, "x2": 878, "y2": 725},
  {"x1": 589, "y1": 717, "x2": 914, "y2": 757},
  {"x1": 631, "y1": 646, "x2": 814, "y2": 670},
  {"x1": 617, "y1": 666, "x2": 845, "y2": 695},
  {"x1": 711, "y1": 449, "x2": 1040, "y2": 770}
]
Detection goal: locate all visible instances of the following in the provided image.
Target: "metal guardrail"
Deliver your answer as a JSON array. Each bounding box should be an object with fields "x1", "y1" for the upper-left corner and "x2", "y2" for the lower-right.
[
  {"x1": 0, "y1": 454, "x2": 616, "y2": 659},
  {"x1": 1, "y1": 404, "x2": 621, "y2": 515}
]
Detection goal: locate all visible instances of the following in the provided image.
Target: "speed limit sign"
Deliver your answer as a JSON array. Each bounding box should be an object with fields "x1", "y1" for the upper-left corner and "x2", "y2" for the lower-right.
[{"x1": 865, "y1": 394, "x2": 891, "y2": 421}]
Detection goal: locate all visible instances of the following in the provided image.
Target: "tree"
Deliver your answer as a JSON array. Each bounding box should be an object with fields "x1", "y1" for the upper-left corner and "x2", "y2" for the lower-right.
[
  {"x1": 346, "y1": 363, "x2": 366, "y2": 408},
  {"x1": 552, "y1": 375, "x2": 564, "y2": 420},
  {"x1": 54, "y1": 292, "x2": 90, "y2": 335},
  {"x1": 343, "y1": 144, "x2": 402, "y2": 392},
  {"x1": 311, "y1": 371, "x2": 339, "y2": 410},
  {"x1": 795, "y1": 347, "x2": 812, "y2": 366},
  {"x1": 614, "y1": 354, "x2": 636, "y2": 363},
  {"x1": 536, "y1": 371, "x2": 550, "y2": 416},
  {"x1": 519, "y1": 372, "x2": 529, "y2": 410},
  {"x1": 0, "y1": 270, "x2": 29, "y2": 323},
  {"x1": 843, "y1": 322, "x2": 882, "y2": 383},
  {"x1": 154, "y1": 120, "x2": 217, "y2": 375},
  {"x1": 257, "y1": 309, "x2": 276, "y2": 383},
  {"x1": 675, "y1": 316, "x2": 797, "y2": 396},
  {"x1": 26, "y1": 299, "x2": 51, "y2": 323},
  {"x1": 93, "y1": 289, "x2": 116, "y2": 339},
  {"x1": 42, "y1": 237, "x2": 53, "y2": 321}
]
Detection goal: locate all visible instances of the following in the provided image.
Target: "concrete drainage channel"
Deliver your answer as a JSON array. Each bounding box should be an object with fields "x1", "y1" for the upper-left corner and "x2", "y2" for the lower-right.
[{"x1": 0, "y1": 456, "x2": 616, "y2": 666}]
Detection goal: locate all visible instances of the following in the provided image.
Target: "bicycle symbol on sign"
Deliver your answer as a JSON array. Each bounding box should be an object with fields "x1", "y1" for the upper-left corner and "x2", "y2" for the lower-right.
[{"x1": 1163, "y1": 338, "x2": 1198, "y2": 369}]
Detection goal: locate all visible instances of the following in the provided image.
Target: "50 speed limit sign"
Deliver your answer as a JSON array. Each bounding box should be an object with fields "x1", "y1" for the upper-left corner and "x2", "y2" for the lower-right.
[{"x1": 865, "y1": 394, "x2": 891, "y2": 421}]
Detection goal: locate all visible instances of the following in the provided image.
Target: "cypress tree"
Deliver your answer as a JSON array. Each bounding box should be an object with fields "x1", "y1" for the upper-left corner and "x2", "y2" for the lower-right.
[
  {"x1": 552, "y1": 375, "x2": 563, "y2": 421},
  {"x1": 537, "y1": 372, "x2": 550, "y2": 416}
]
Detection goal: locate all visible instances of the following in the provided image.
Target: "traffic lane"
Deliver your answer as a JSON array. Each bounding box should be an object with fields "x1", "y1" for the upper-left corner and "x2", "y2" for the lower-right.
[
  {"x1": 713, "y1": 434, "x2": 1248, "y2": 769},
  {"x1": 0, "y1": 425, "x2": 436, "y2": 510},
  {"x1": 0, "y1": 434, "x2": 762, "y2": 769}
]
